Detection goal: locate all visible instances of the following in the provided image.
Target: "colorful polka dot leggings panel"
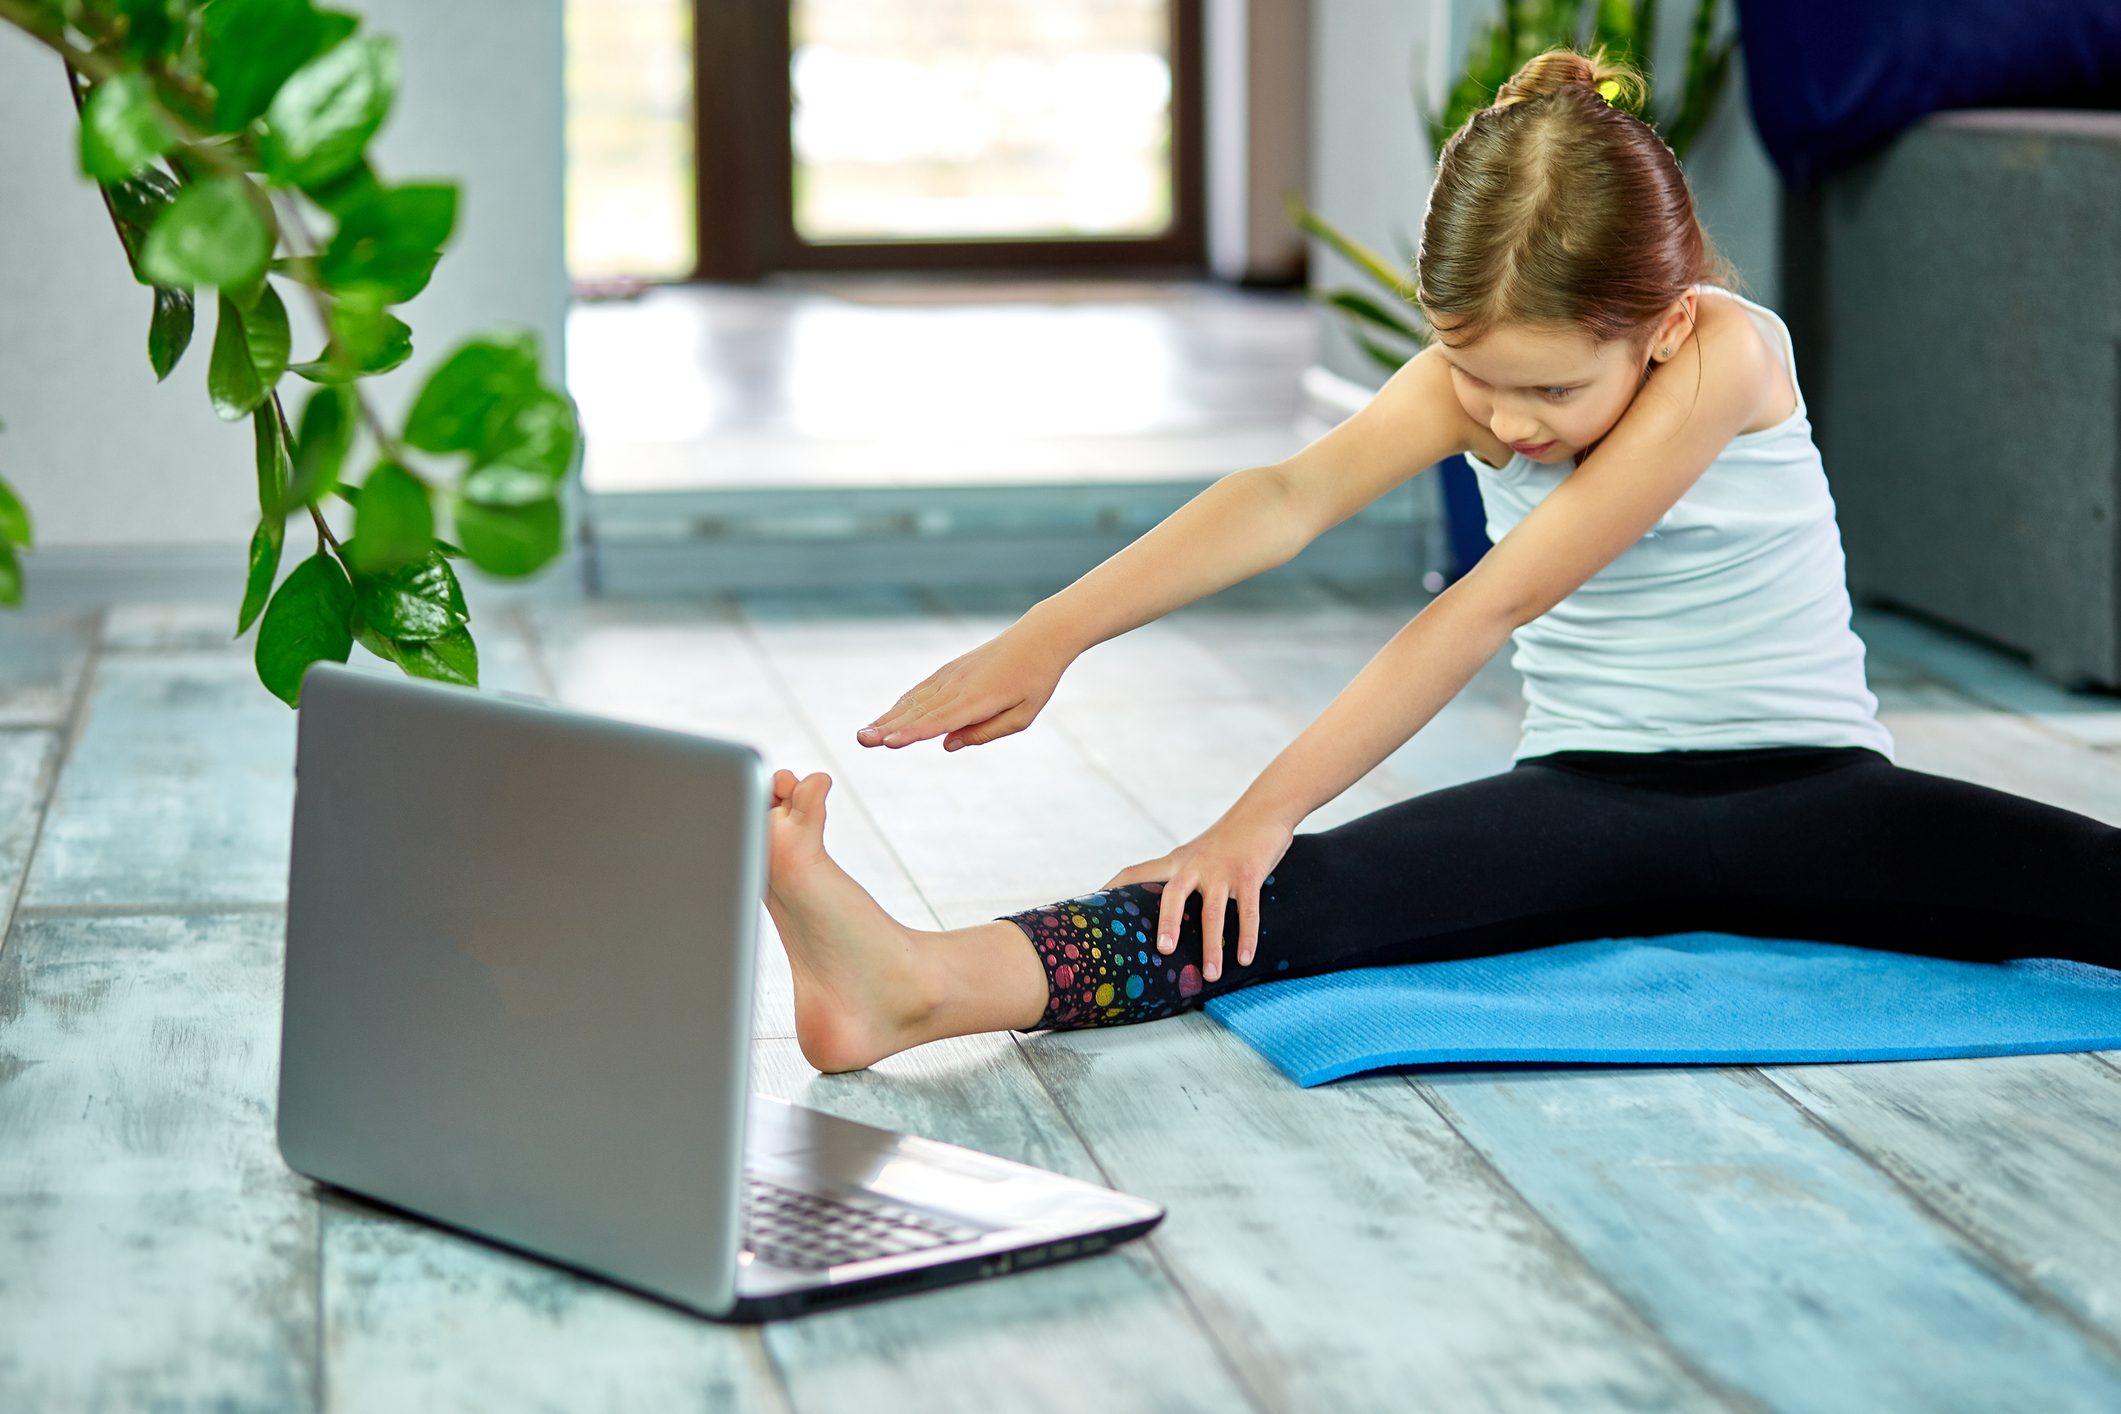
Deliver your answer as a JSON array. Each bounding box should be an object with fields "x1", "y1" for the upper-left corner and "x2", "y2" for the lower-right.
[{"x1": 995, "y1": 745, "x2": 2121, "y2": 1033}]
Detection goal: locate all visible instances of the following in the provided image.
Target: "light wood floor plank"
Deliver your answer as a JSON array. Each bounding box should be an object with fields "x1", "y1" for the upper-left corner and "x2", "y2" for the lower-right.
[
  {"x1": 21, "y1": 652, "x2": 298, "y2": 908},
  {"x1": 1003, "y1": 1007, "x2": 1730, "y2": 1412},
  {"x1": 0, "y1": 606, "x2": 97, "y2": 728},
  {"x1": 1854, "y1": 606, "x2": 2121, "y2": 748},
  {"x1": 1875, "y1": 679, "x2": 2121, "y2": 822},
  {"x1": 0, "y1": 912, "x2": 319, "y2": 1411},
  {"x1": 1419, "y1": 1065, "x2": 2121, "y2": 1410},
  {"x1": 0, "y1": 731, "x2": 59, "y2": 944},
  {"x1": 1758, "y1": 1052, "x2": 2121, "y2": 1353}
]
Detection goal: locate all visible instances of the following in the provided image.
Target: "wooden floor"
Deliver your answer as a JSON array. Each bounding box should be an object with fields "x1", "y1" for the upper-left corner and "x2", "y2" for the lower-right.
[{"x1": 6, "y1": 576, "x2": 2121, "y2": 1412}]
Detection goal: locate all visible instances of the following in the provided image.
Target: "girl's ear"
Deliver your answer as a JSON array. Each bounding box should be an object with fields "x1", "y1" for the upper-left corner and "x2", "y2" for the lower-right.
[{"x1": 1648, "y1": 293, "x2": 1699, "y2": 364}]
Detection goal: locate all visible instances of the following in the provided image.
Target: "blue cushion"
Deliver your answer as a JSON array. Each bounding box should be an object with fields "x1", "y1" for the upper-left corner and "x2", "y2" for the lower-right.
[
  {"x1": 1201, "y1": 932, "x2": 2121, "y2": 1088},
  {"x1": 1733, "y1": 0, "x2": 2121, "y2": 185}
]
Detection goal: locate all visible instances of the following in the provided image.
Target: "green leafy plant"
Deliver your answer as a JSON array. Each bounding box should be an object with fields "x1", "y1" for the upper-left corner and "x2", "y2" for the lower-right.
[
  {"x1": 1293, "y1": 0, "x2": 1737, "y2": 376},
  {"x1": 0, "y1": 0, "x2": 579, "y2": 706}
]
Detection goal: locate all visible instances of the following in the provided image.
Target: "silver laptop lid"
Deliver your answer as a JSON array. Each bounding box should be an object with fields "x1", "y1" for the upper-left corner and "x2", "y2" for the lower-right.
[{"x1": 277, "y1": 662, "x2": 766, "y2": 1315}]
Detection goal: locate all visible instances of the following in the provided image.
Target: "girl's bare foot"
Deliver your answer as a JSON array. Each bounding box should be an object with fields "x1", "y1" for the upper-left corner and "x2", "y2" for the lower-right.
[{"x1": 764, "y1": 769, "x2": 944, "y2": 1072}]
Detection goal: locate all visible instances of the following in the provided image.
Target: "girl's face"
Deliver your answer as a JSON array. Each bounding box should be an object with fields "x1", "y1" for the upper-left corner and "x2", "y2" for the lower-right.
[{"x1": 1436, "y1": 320, "x2": 1658, "y2": 465}]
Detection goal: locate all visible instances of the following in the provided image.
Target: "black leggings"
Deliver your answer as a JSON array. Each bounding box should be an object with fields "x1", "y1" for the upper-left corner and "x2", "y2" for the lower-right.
[{"x1": 998, "y1": 746, "x2": 2121, "y2": 1032}]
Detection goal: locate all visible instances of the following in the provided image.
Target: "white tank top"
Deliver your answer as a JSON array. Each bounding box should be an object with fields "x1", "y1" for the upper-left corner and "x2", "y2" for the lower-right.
[{"x1": 1462, "y1": 283, "x2": 1897, "y2": 763}]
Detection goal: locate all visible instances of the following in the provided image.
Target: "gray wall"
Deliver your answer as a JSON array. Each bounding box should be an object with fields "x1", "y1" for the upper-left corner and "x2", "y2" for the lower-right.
[
  {"x1": 1307, "y1": 0, "x2": 1780, "y2": 389},
  {"x1": 0, "y1": 1, "x2": 566, "y2": 553}
]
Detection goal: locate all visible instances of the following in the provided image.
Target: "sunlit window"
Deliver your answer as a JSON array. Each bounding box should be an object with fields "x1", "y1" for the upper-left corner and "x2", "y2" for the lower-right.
[
  {"x1": 565, "y1": 0, "x2": 695, "y2": 281},
  {"x1": 790, "y1": 0, "x2": 1174, "y2": 243}
]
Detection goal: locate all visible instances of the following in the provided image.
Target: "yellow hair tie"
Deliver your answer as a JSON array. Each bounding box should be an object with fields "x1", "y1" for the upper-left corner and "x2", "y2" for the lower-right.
[{"x1": 1595, "y1": 78, "x2": 1623, "y2": 105}]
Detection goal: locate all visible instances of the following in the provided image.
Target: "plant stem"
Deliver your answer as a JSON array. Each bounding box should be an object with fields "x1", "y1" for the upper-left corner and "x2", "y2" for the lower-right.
[{"x1": 60, "y1": 60, "x2": 143, "y2": 272}]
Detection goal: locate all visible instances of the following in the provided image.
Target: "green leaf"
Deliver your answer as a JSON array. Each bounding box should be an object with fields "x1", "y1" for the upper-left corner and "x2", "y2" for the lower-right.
[
  {"x1": 116, "y1": 0, "x2": 184, "y2": 61},
  {"x1": 148, "y1": 285, "x2": 194, "y2": 381},
  {"x1": 254, "y1": 551, "x2": 354, "y2": 706},
  {"x1": 209, "y1": 294, "x2": 263, "y2": 420},
  {"x1": 0, "y1": 476, "x2": 32, "y2": 548},
  {"x1": 137, "y1": 177, "x2": 275, "y2": 291},
  {"x1": 347, "y1": 461, "x2": 432, "y2": 574},
  {"x1": 236, "y1": 514, "x2": 283, "y2": 635},
  {"x1": 289, "y1": 310, "x2": 410, "y2": 383},
  {"x1": 0, "y1": 540, "x2": 19, "y2": 607},
  {"x1": 209, "y1": 286, "x2": 289, "y2": 420},
  {"x1": 461, "y1": 464, "x2": 561, "y2": 507},
  {"x1": 353, "y1": 549, "x2": 464, "y2": 641},
  {"x1": 436, "y1": 552, "x2": 467, "y2": 617},
  {"x1": 453, "y1": 494, "x2": 563, "y2": 578},
  {"x1": 105, "y1": 165, "x2": 178, "y2": 237},
  {"x1": 317, "y1": 181, "x2": 455, "y2": 303},
  {"x1": 281, "y1": 384, "x2": 355, "y2": 510},
  {"x1": 243, "y1": 284, "x2": 291, "y2": 391},
  {"x1": 397, "y1": 623, "x2": 477, "y2": 686},
  {"x1": 252, "y1": 403, "x2": 289, "y2": 513},
  {"x1": 1286, "y1": 198, "x2": 1409, "y2": 300},
  {"x1": 261, "y1": 36, "x2": 401, "y2": 189},
  {"x1": 403, "y1": 332, "x2": 541, "y2": 456},
  {"x1": 303, "y1": 159, "x2": 381, "y2": 219},
  {"x1": 352, "y1": 617, "x2": 403, "y2": 665},
  {"x1": 1313, "y1": 288, "x2": 1425, "y2": 344},
  {"x1": 79, "y1": 73, "x2": 176, "y2": 182},
  {"x1": 484, "y1": 387, "x2": 580, "y2": 481},
  {"x1": 324, "y1": 287, "x2": 393, "y2": 366},
  {"x1": 1352, "y1": 328, "x2": 1417, "y2": 377},
  {"x1": 202, "y1": 0, "x2": 327, "y2": 132},
  {"x1": 314, "y1": 8, "x2": 359, "y2": 51}
]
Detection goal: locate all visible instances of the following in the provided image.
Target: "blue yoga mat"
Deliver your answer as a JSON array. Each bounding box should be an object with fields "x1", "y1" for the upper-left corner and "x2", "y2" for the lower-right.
[{"x1": 1200, "y1": 932, "x2": 2121, "y2": 1088}]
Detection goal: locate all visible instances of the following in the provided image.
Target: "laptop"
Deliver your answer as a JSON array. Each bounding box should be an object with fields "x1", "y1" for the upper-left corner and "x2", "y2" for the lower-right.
[{"x1": 275, "y1": 661, "x2": 1164, "y2": 1322}]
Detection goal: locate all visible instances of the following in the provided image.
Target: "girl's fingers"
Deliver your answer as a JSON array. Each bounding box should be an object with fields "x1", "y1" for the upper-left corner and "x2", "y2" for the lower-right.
[
  {"x1": 1237, "y1": 885, "x2": 1259, "y2": 968},
  {"x1": 1102, "y1": 854, "x2": 1170, "y2": 891},
  {"x1": 1155, "y1": 874, "x2": 1193, "y2": 955},
  {"x1": 872, "y1": 689, "x2": 981, "y2": 748},
  {"x1": 945, "y1": 701, "x2": 1030, "y2": 751},
  {"x1": 1199, "y1": 886, "x2": 1227, "y2": 983},
  {"x1": 859, "y1": 682, "x2": 946, "y2": 743}
]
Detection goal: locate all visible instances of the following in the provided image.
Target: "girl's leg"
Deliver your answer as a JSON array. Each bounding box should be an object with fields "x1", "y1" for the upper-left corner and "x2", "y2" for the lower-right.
[
  {"x1": 998, "y1": 754, "x2": 1740, "y2": 1030},
  {"x1": 767, "y1": 756, "x2": 1730, "y2": 1064},
  {"x1": 1695, "y1": 750, "x2": 2121, "y2": 967}
]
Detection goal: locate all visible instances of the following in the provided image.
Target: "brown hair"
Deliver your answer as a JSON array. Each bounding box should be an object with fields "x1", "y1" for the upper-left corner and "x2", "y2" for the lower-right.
[{"x1": 1413, "y1": 46, "x2": 1742, "y2": 358}]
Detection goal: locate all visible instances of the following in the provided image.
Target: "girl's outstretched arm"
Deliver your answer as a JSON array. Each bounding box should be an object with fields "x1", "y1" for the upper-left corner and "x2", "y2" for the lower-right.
[
  {"x1": 860, "y1": 347, "x2": 1472, "y2": 752},
  {"x1": 1021, "y1": 341, "x2": 1481, "y2": 657}
]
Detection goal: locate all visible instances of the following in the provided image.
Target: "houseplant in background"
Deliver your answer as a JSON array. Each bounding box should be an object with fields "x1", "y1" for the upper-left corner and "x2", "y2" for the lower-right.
[
  {"x1": 1291, "y1": 0, "x2": 1736, "y2": 581},
  {"x1": 0, "y1": 0, "x2": 578, "y2": 705}
]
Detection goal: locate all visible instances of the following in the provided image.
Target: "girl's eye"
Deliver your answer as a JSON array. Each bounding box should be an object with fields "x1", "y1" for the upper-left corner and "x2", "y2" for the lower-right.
[{"x1": 1542, "y1": 387, "x2": 1575, "y2": 400}]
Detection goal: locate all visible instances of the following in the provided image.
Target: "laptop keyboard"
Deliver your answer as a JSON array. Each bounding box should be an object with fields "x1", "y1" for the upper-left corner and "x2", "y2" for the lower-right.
[{"x1": 742, "y1": 1173, "x2": 984, "y2": 1270}]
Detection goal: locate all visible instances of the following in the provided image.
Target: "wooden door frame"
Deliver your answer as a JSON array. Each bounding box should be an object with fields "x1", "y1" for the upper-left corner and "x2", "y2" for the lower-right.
[{"x1": 694, "y1": 0, "x2": 1206, "y2": 280}]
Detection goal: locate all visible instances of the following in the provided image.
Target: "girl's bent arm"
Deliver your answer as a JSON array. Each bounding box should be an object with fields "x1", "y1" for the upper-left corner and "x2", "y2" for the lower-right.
[
  {"x1": 1231, "y1": 310, "x2": 1770, "y2": 827},
  {"x1": 1231, "y1": 590, "x2": 1517, "y2": 829}
]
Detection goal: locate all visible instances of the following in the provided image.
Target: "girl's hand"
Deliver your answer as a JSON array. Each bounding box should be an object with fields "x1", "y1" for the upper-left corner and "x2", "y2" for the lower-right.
[
  {"x1": 1102, "y1": 809, "x2": 1294, "y2": 984},
  {"x1": 856, "y1": 626, "x2": 1074, "y2": 752}
]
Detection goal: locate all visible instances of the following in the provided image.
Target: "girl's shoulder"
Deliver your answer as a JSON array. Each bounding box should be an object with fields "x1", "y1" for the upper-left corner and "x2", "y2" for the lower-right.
[{"x1": 1692, "y1": 287, "x2": 1799, "y2": 437}]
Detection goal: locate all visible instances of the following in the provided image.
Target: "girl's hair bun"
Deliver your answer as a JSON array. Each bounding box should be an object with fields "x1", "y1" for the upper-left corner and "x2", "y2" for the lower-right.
[{"x1": 1492, "y1": 45, "x2": 1645, "y2": 113}]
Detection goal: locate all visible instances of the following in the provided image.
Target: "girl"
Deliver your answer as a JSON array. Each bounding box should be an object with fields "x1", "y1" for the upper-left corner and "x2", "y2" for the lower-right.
[{"x1": 763, "y1": 47, "x2": 2119, "y2": 1074}]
